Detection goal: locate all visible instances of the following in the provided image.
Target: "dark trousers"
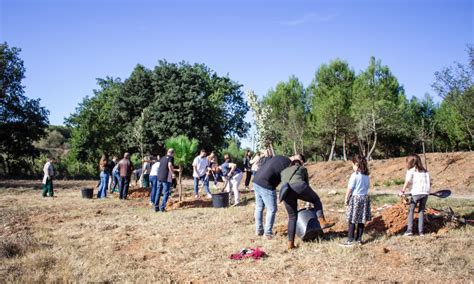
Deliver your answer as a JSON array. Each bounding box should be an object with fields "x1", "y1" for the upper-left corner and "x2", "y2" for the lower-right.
[
  {"x1": 119, "y1": 176, "x2": 130, "y2": 199},
  {"x1": 407, "y1": 194, "x2": 428, "y2": 234},
  {"x1": 348, "y1": 223, "x2": 365, "y2": 242},
  {"x1": 42, "y1": 178, "x2": 54, "y2": 197},
  {"x1": 283, "y1": 182, "x2": 324, "y2": 241},
  {"x1": 244, "y1": 170, "x2": 252, "y2": 187}
]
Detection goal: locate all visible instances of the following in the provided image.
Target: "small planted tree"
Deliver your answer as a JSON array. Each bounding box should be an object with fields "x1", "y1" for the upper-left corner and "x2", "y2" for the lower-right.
[{"x1": 165, "y1": 135, "x2": 198, "y2": 201}]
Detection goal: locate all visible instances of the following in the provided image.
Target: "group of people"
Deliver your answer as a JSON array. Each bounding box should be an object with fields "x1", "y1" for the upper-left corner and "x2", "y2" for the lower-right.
[{"x1": 41, "y1": 148, "x2": 431, "y2": 249}]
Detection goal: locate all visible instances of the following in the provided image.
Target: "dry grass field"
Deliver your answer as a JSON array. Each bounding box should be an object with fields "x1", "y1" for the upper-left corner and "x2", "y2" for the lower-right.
[{"x1": 1, "y1": 180, "x2": 473, "y2": 282}]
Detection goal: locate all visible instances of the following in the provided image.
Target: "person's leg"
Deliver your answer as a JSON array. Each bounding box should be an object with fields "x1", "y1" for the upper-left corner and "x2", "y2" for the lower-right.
[
  {"x1": 348, "y1": 223, "x2": 356, "y2": 242},
  {"x1": 232, "y1": 173, "x2": 242, "y2": 204},
  {"x1": 202, "y1": 176, "x2": 211, "y2": 195},
  {"x1": 356, "y1": 223, "x2": 365, "y2": 242},
  {"x1": 119, "y1": 177, "x2": 124, "y2": 199},
  {"x1": 294, "y1": 182, "x2": 334, "y2": 229},
  {"x1": 42, "y1": 179, "x2": 49, "y2": 197},
  {"x1": 193, "y1": 177, "x2": 199, "y2": 196},
  {"x1": 98, "y1": 171, "x2": 105, "y2": 198},
  {"x1": 245, "y1": 171, "x2": 252, "y2": 188},
  {"x1": 154, "y1": 181, "x2": 163, "y2": 211},
  {"x1": 144, "y1": 174, "x2": 150, "y2": 188},
  {"x1": 253, "y1": 183, "x2": 265, "y2": 236},
  {"x1": 406, "y1": 198, "x2": 416, "y2": 234},
  {"x1": 260, "y1": 186, "x2": 277, "y2": 236},
  {"x1": 283, "y1": 191, "x2": 298, "y2": 247},
  {"x1": 49, "y1": 179, "x2": 54, "y2": 197},
  {"x1": 123, "y1": 177, "x2": 130, "y2": 199},
  {"x1": 150, "y1": 176, "x2": 157, "y2": 204},
  {"x1": 160, "y1": 182, "x2": 171, "y2": 211},
  {"x1": 417, "y1": 195, "x2": 428, "y2": 235}
]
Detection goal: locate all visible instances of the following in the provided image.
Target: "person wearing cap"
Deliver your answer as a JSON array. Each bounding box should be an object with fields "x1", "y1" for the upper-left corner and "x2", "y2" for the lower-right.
[
  {"x1": 154, "y1": 149, "x2": 175, "y2": 212},
  {"x1": 280, "y1": 154, "x2": 335, "y2": 249},
  {"x1": 118, "y1": 152, "x2": 134, "y2": 200}
]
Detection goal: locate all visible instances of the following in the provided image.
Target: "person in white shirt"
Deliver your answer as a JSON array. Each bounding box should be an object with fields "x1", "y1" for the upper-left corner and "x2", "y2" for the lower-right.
[
  {"x1": 42, "y1": 157, "x2": 55, "y2": 198},
  {"x1": 141, "y1": 157, "x2": 152, "y2": 188},
  {"x1": 193, "y1": 149, "x2": 211, "y2": 199},
  {"x1": 149, "y1": 155, "x2": 160, "y2": 205},
  {"x1": 400, "y1": 153, "x2": 431, "y2": 236}
]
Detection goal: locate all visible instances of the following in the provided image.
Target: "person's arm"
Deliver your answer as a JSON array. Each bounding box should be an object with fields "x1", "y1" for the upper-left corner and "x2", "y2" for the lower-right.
[
  {"x1": 302, "y1": 167, "x2": 309, "y2": 184},
  {"x1": 345, "y1": 174, "x2": 355, "y2": 206},
  {"x1": 227, "y1": 163, "x2": 238, "y2": 176},
  {"x1": 168, "y1": 162, "x2": 174, "y2": 174},
  {"x1": 400, "y1": 170, "x2": 412, "y2": 195}
]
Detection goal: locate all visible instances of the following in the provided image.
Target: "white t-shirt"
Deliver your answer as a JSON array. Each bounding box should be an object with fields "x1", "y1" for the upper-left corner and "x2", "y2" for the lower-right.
[
  {"x1": 150, "y1": 162, "x2": 160, "y2": 176},
  {"x1": 405, "y1": 168, "x2": 431, "y2": 195},
  {"x1": 192, "y1": 156, "x2": 209, "y2": 178}
]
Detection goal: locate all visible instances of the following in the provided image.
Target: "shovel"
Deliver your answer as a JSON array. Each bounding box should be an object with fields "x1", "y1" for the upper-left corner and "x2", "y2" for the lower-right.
[{"x1": 403, "y1": 189, "x2": 451, "y2": 198}]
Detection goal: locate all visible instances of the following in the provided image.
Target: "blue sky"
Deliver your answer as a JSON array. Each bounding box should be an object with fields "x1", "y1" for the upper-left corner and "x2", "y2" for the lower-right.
[{"x1": 1, "y1": 0, "x2": 473, "y2": 147}]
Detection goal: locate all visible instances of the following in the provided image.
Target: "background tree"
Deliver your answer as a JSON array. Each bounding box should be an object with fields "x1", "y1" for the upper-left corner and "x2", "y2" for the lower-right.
[
  {"x1": 351, "y1": 57, "x2": 404, "y2": 160},
  {"x1": 308, "y1": 59, "x2": 355, "y2": 161},
  {"x1": 263, "y1": 76, "x2": 307, "y2": 155},
  {"x1": 0, "y1": 42, "x2": 49, "y2": 176},
  {"x1": 165, "y1": 135, "x2": 198, "y2": 200},
  {"x1": 246, "y1": 90, "x2": 275, "y2": 152}
]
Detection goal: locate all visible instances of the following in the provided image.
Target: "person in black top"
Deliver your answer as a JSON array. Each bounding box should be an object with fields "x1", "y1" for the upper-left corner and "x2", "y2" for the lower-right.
[
  {"x1": 154, "y1": 148, "x2": 175, "y2": 212},
  {"x1": 243, "y1": 150, "x2": 252, "y2": 190},
  {"x1": 252, "y1": 153, "x2": 302, "y2": 238}
]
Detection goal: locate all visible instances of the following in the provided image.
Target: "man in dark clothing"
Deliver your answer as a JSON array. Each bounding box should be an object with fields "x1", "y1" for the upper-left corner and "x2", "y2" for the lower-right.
[
  {"x1": 243, "y1": 150, "x2": 252, "y2": 190},
  {"x1": 252, "y1": 154, "x2": 301, "y2": 238},
  {"x1": 118, "y1": 152, "x2": 133, "y2": 200},
  {"x1": 154, "y1": 148, "x2": 175, "y2": 212}
]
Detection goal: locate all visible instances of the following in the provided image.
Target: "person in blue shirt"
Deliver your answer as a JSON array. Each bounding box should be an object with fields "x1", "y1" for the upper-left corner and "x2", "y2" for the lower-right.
[{"x1": 341, "y1": 155, "x2": 372, "y2": 246}]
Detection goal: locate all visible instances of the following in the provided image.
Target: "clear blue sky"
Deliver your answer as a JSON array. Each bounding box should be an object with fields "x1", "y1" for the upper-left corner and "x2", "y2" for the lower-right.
[{"x1": 1, "y1": 0, "x2": 473, "y2": 147}]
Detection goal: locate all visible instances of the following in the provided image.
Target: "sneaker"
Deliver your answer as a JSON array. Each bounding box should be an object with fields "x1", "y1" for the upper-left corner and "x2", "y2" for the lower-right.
[
  {"x1": 339, "y1": 240, "x2": 354, "y2": 247},
  {"x1": 256, "y1": 231, "x2": 264, "y2": 237},
  {"x1": 355, "y1": 240, "x2": 363, "y2": 245},
  {"x1": 207, "y1": 193, "x2": 212, "y2": 198},
  {"x1": 419, "y1": 233, "x2": 425, "y2": 237},
  {"x1": 265, "y1": 235, "x2": 274, "y2": 240},
  {"x1": 194, "y1": 195, "x2": 200, "y2": 200},
  {"x1": 404, "y1": 232, "x2": 413, "y2": 236}
]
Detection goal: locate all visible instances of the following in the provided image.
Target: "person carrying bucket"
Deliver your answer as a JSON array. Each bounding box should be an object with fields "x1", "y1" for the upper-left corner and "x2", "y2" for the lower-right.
[
  {"x1": 212, "y1": 157, "x2": 243, "y2": 206},
  {"x1": 279, "y1": 154, "x2": 335, "y2": 249}
]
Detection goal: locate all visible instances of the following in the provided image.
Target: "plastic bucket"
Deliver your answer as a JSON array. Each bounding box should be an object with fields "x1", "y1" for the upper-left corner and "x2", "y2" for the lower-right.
[
  {"x1": 81, "y1": 188, "x2": 93, "y2": 199},
  {"x1": 212, "y1": 192, "x2": 229, "y2": 208},
  {"x1": 296, "y1": 208, "x2": 323, "y2": 241}
]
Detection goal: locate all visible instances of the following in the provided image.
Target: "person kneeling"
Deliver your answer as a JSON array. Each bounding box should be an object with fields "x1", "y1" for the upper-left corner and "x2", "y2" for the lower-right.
[{"x1": 280, "y1": 155, "x2": 334, "y2": 250}]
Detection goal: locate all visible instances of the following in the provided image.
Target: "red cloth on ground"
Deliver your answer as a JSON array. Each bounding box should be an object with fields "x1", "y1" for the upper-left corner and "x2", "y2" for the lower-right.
[{"x1": 230, "y1": 247, "x2": 266, "y2": 260}]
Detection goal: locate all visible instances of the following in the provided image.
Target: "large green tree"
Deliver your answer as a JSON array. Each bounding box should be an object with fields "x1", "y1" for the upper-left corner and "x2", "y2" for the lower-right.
[
  {"x1": 0, "y1": 42, "x2": 49, "y2": 176},
  {"x1": 308, "y1": 59, "x2": 355, "y2": 161},
  {"x1": 352, "y1": 57, "x2": 404, "y2": 160},
  {"x1": 263, "y1": 76, "x2": 307, "y2": 155}
]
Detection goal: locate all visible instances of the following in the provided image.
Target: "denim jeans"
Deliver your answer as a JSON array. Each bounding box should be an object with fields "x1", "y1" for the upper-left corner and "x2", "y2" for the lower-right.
[
  {"x1": 194, "y1": 175, "x2": 211, "y2": 195},
  {"x1": 407, "y1": 194, "x2": 428, "y2": 234},
  {"x1": 150, "y1": 175, "x2": 158, "y2": 203},
  {"x1": 111, "y1": 170, "x2": 120, "y2": 193},
  {"x1": 154, "y1": 181, "x2": 171, "y2": 212},
  {"x1": 97, "y1": 171, "x2": 109, "y2": 199},
  {"x1": 119, "y1": 176, "x2": 130, "y2": 199},
  {"x1": 253, "y1": 183, "x2": 277, "y2": 236}
]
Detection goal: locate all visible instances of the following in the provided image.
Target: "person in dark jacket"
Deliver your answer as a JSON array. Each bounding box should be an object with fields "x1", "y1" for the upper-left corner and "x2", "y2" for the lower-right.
[
  {"x1": 118, "y1": 152, "x2": 134, "y2": 200},
  {"x1": 280, "y1": 155, "x2": 335, "y2": 249},
  {"x1": 243, "y1": 150, "x2": 253, "y2": 190}
]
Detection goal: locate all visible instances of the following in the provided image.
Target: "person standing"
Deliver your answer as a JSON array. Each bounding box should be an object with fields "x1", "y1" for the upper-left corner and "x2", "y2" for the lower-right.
[
  {"x1": 97, "y1": 154, "x2": 109, "y2": 199},
  {"x1": 154, "y1": 149, "x2": 175, "y2": 212},
  {"x1": 193, "y1": 150, "x2": 211, "y2": 199},
  {"x1": 149, "y1": 155, "x2": 160, "y2": 205},
  {"x1": 118, "y1": 152, "x2": 133, "y2": 200},
  {"x1": 252, "y1": 153, "x2": 299, "y2": 238},
  {"x1": 243, "y1": 150, "x2": 253, "y2": 190},
  {"x1": 107, "y1": 156, "x2": 117, "y2": 192},
  {"x1": 142, "y1": 157, "x2": 151, "y2": 188},
  {"x1": 110, "y1": 158, "x2": 120, "y2": 193},
  {"x1": 41, "y1": 157, "x2": 55, "y2": 198}
]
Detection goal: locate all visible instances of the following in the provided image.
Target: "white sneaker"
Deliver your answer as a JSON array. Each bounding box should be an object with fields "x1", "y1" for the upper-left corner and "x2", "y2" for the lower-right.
[
  {"x1": 207, "y1": 193, "x2": 212, "y2": 198},
  {"x1": 404, "y1": 232, "x2": 413, "y2": 236}
]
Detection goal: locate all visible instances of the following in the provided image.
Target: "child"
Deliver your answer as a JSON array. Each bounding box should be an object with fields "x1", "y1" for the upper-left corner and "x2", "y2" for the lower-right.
[
  {"x1": 399, "y1": 153, "x2": 431, "y2": 236},
  {"x1": 341, "y1": 155, "x2": 371, "y2": 246}
]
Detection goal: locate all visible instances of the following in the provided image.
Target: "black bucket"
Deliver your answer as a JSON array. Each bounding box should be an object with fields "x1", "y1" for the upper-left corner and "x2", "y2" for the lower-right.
[
  {"x1": 296, "y1": 208, "x2": 323, "y2": 241},
  {"x1": 81, "y1": 188, "x2": 93, "y2": 199},
  {"x1": 212, "y1": 192, "x2": 229, "y2": 208}
]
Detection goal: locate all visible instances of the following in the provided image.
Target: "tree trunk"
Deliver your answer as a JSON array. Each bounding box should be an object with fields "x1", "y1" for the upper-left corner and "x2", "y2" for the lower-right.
[
  {"x1": 367, "y1": 112, "x2": 377, "y2": 160},
  {"x1": 269, "y1": 143, "x2": 275, "y2": 156},
  {"x1": 178, "y1": 165, "x2": 183, "y2": 201},
  {"x1": 328, "y1": 126, "x2": 337, "y2": 161},
  {"x1": 293, "y1": 140, "x2": 297, "y2": 155},
  {"x1": 342, "y1": 134, "x2": 347, "y2": 161},
  {"x1": 422, "y1": 140, "x2": 428, "y2": 170},
  {"x1": 357, "y1": 137, "x2": 366, "y2": 157}
]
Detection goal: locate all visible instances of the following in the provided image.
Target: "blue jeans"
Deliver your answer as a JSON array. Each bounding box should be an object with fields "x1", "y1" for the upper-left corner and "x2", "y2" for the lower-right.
[
  {"x1": 111, "y1": 170, "x2": 120, "y2": 192},
  {"x1": 119, "y1": 176, "x2": 130, "y2": 199},
  {"x1": 253, "y1": 183, "x2": 277, "y2": 236},
  {"x1": 154, "y1": 181, "x2": 171, "y2": 212},
  {"x1": 194, "y1": 175, "x2": 211, "y2": 195},
  {"x1": 150, "y1": 175, "x2": 158, "y2": 203},
  {"x1": 97, "y1": 171, "x2": 109, "y2": 199}
]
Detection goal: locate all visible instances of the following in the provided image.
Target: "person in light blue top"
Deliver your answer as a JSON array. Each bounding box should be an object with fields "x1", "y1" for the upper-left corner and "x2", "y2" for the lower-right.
[{"x1": 341, "y1": 155, "x2": 372, "y2": 246}]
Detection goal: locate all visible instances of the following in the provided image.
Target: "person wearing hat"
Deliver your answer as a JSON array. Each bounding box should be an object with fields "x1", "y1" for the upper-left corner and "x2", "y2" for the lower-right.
[{"x1": 279, "y1": 154, "x2": 335, "y2": 249}]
